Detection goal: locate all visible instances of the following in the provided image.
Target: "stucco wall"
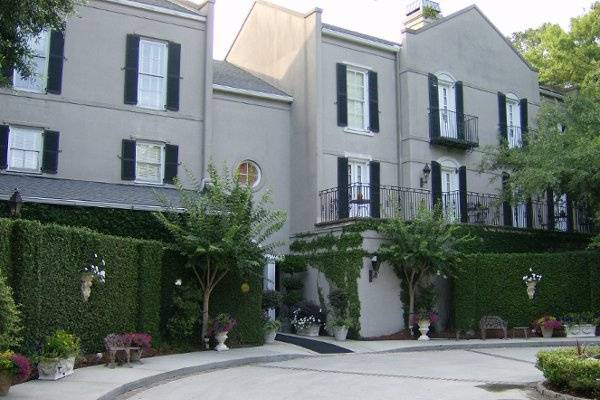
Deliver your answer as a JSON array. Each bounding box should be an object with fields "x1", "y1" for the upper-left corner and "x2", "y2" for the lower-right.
[{"x1": 0, "y1": 0, "x2": 207, "y2": 186}]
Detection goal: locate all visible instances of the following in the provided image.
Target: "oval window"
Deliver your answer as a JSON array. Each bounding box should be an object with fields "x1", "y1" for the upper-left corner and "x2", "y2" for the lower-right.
[{"x1": 237, "y1": 160, "x2": 261, "y2": 188}]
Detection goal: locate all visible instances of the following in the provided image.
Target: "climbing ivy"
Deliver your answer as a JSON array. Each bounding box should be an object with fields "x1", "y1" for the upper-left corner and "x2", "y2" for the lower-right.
[{"x1": 289, "y1": 230, "x2": 366, "y2": 338}]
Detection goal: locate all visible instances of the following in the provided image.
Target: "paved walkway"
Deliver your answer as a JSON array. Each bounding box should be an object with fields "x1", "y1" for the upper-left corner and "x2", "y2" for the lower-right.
[{"x1": 7, "y1": 337, "x2": 600, "y2": 400}]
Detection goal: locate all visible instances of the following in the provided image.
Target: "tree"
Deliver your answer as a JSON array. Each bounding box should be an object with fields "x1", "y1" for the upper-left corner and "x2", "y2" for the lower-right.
[
  {"x1": 509, "y1": 2, "x2": 600, "y2": 89},
  {"x1": 377, "y1": 206, "x2": 472, "y2": 328},
  {"x1": 155, "y1": 165, "x2": 286, "y2": 343},
  {"x1": 0, "y1": 0, "x2": 78, "y2": 86},
  {"x1": 0, "y1": 272, "x2": 22, "y2": 350}
]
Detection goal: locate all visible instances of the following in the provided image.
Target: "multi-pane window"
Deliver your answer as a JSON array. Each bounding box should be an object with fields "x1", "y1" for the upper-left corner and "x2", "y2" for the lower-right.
[
  {"x1": 138, "y1": 39, "x2": 168, "y2": 110},
  {"x1": 13, "y1": 30, "x2": 50, "y2": 93},
  {"x1": 135, "y1": 142, "x2": 164, "y2": 183},
  {"x1": 347, "y1": 68, "x2": 369, "y2": 130},
  {"x1": 506, "y1": 96, "x2": 521, "y2": 149},
  {"x1": 237, "y1": 160, "x2": 261, "y2": 188},
  {"x1": 8, "y1": 127, "x2": 43, "y2": 171}
]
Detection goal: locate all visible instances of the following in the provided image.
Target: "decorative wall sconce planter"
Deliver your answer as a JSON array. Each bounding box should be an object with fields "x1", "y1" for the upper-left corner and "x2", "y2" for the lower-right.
[
  {"x1": 522, "y1": 268, "x2": 542, "y2": 300},
  {"x1": 80, "y1": 253, "x2": 106, "y2": 302}
]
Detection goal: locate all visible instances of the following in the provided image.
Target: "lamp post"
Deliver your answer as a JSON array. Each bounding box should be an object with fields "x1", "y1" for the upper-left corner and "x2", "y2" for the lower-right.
[{"x1": 8, "y1": 189, "x2": 23, "y2": 218}]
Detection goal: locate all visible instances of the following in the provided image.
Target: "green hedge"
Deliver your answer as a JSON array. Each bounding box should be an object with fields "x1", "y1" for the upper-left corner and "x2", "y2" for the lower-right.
[
  {"x1": 592, "y1": 263, "x2": 600, "y2": 311},
  {"x1": 0, "y1": 218, "x2": 263, "y2": 353},
  {"x1": 0, "y1": 201, "x2": 171, "y2": 241},
  {"x1": 456, "y1": 225, "x2": 592, "y2": 254},
  {"x1": 537, "y1": 347, "x2": 600, "y2": 398},
  {"x1": 454, "y1": 251, "x2": 600, "y2": 329}
]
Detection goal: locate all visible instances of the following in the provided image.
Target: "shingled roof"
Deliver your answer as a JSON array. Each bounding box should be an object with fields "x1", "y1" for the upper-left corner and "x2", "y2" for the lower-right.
[
  {"x1": 213, "y1": 60, "x2": 290, "y2": 97},
  {"x1": 322, "y1": 23, "x2": 400, "y2": 48}
]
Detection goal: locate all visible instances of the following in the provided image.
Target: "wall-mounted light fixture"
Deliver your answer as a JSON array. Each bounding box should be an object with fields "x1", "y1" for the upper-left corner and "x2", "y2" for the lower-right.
[
  {"x1": 8, "y1": 188, "x2": 23, "y2": 218},
  {"x1": 420, "y1": 164, "x2": 431, "y2": 188},
  {"x1": 369, "y1": 255, "x2": 379, "y2": 282}
]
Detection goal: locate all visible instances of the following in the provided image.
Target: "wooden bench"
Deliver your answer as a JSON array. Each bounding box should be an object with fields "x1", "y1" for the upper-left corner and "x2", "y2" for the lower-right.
[{"x1": 480, "y1": 316, "x2": 508, "y2": 339}]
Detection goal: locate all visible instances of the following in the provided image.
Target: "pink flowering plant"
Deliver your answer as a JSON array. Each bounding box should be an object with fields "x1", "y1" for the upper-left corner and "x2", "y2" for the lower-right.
[
  {"x1": 208, "y1": 313, "x2": 237, "y2": 335},
  {"x1": 104, "y1": 333, "x2": 152, "y2": 350},
  {"x1": 534, "y1": 315, "x2": 563, "y2": 330},
  {"x1": 411, "y1": 309, "x2": 439, "y2": 325},
  {"x1": 0, "y1": 351, "x2": 31, "y2": 383}
]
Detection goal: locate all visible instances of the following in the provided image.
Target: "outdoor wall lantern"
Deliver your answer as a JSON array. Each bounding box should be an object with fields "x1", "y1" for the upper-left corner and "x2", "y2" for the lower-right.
[
  {"x1": 8, "y1": 188, "x2": 23, "y2": 218},
  {"x1": 420, "y1": 164, "x2": 431, "y2": 188},
  {"x1": 369, "y1": 255, "x2": 379, "y2": 282}
]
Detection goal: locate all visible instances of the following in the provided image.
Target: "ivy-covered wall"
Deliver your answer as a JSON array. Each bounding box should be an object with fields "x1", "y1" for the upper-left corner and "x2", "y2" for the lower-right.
[
  {"x1": 0, "y1": 201, "x2": 171, "y2": 241},
  {"x1": 0, "y1": 218, "x2": 263, "y2": 354},
  {"x1": 453, "y1": 251, "x2": 600, "y2": 329}
]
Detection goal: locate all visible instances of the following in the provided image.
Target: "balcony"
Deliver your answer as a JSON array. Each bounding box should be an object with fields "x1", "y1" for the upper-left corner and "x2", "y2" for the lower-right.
[
  {"x1": 318, "y1": 185, "x2": 594, "y2": 234},
  {"x1": 429, "y1": 108, "x2": 479, "y2": 149}
]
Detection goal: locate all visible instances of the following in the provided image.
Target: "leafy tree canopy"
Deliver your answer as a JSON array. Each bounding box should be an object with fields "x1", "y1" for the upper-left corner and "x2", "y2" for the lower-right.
[{"x1": 0, "y1": 0, "x2": 78, "y2": 86}]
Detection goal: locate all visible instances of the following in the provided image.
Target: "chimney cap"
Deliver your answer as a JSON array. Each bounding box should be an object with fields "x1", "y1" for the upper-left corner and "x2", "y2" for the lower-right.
[{"x1": 406, "y1": 0, "x2": 440, "y2": 16}]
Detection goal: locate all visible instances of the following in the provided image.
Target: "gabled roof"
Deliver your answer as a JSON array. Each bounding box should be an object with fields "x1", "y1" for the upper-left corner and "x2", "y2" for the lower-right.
[
  {"x1": 0, "y1": 174, "x2": 182, "y2": 211},
  {"x1": 322, "y1": 23, "x2": 400, "y2": 48},
  {"x1": 114, "y1": 0, "x2": 203, "y2": 16},
  {"x1": 213, "y1": 60, "x2": 290, "y2": 97},
  {"x1": 403, "y1": 5, "x2": 536, "y2": 72}
]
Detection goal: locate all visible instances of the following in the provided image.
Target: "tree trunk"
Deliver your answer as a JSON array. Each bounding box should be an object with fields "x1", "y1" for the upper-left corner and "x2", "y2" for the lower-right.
[
  {"x1": 201, "y1": 289, "x2": 211, "y2": 347},
  {"x1": 407, "y1": 283, "x2": 415, "y2": 332}
]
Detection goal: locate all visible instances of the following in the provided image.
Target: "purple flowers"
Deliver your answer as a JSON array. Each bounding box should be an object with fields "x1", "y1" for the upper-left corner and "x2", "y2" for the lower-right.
[
  {"x1": 104, "y1": 333, "x2": 152, "y2": 350},
  {"x1": 534, "y1": 315, "x2": 563, "y2": 330},
  {"x1": 208, "y1": 313, "x2": 237, "y2": 335},
  {"x1": 11, "y1": 353, "x2": 31, "y2": 383}
]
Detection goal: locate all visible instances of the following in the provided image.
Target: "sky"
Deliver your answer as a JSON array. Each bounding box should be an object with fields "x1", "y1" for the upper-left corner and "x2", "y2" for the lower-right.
[{"x1": 207, "y1": 0, "x2": 593, "y2": 59}]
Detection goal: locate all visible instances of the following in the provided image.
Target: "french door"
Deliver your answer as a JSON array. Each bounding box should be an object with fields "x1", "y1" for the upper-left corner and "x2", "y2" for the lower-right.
[
  {"x1": 348, "y1": 161, "x2": 370, "y2": 217},
  {"x1": 438, "y1": 81, "x2": 456, "y2": 139},
  {"x1": 441, "y1": 166, "x2": 459, "y2": 221}
]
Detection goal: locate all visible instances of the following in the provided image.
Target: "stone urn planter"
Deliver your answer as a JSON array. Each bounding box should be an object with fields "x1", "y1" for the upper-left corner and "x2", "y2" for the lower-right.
[
  {"x1": 297, "y1": 324, "x2": 320, "y2": 337},
  {"x1": 526, "y1": 281, "x2": 537, "y2": 300},
  {"x1": 214, "y1": 332, "x2": 229, "y2": 352},
  {"x1": 333, "y1": 325, "x2": 349, "y2": 341},
  {"x1": 38, "y1": 357, "x2": 76, "y2": 381},
  {"x1": 541, "y1": 327, "x2": 554, "y2": 338},
  {"x1": 80, "y1": 272, "x2": 94, "y2": 302},
  {"x1": 417, "y1": 320, "x2": 431, "y2": 341},
  {"x1": 264, "y1": 330, "x2": 277, "y2": 344},
  {"x1": 566, "y1": 324, "x2": 596, "y2": 338},
  {"x1": 0, "y1": 370, "x2": 12, "y2": 396}
]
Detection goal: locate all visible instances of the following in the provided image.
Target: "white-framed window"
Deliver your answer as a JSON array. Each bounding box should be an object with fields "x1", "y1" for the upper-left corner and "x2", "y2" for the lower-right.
[
  {"x1": 7, "y1": 126, "x2": 43, "y2": 172},
  {"x1": 506, "y1": 93, "x2": 522, "y2": 149},
  {"x1": 137, "y1": 38, "x2": 168, "y2": 110},
  {"x1": 237, "y1": 160, "x2": 261, "y2": 188},
  {"x1": 135, "y1": 141, "x2": 164, "y2": 184},
  {"x1": 437, "y1": 73, "x2": 457, "y2": 139},
  {"x1": 13, "y1": 30, "x2": 50, "y2": 93},
  {"x1": 346, "y1": 67, "x2": 369, "y2": 131}
]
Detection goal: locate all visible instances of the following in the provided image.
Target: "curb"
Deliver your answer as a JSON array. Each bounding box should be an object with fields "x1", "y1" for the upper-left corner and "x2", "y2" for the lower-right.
[
  {"x1": 96, "y1": 353, "x2": 314, "y2": 400},
  {"x1": 372, "y1": 339, "x2": 600, "y2": 354},
  {"x1": 535, "y1": 382, "x2": 589, "y2": 400}
]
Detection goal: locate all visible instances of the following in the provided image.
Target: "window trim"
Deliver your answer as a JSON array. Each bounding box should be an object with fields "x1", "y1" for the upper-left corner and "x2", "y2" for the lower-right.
[
  {"x1": 236, "y1": 160, "x2": 262, "y2": 189},
  {"x1": 134, "y1": 140, "x2": 165, "y2": 185},
  {"x1": 136, "y1": 37, "x2": 169, "y2": 111},
  {"x1": 505, "y1": 93, "x2": 522, "y2": 149},
  {"x1": 6, "y1": 126, "x2": 44, "y2": 173},
  {"x1": 13, "y1": 30, "x2": 51, "y2": 94},
  {"x1": 345, "y1": 66, "x2": 370, "y2": 132}
]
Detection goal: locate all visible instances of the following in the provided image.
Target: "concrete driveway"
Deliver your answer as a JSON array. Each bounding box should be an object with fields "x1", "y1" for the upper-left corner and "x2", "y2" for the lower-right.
[{"x1": 123, "y1": 347, "x2": 550, "y2": 400}]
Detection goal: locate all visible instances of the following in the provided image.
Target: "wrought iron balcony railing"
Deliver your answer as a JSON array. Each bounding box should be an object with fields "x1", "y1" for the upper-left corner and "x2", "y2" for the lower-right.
[{"x1": 429, "y1": 108, "x2": 479, "y2": 148}]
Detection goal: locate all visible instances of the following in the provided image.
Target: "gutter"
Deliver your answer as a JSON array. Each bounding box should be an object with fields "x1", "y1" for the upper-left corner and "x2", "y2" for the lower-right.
[
  {"x1": 101, "y1": 0, "x2": 207, "y2": 21},
  {"x1": 321, "y1": 28, "x2": 400, "y2": 53},
  {"x1": 213, "y1": 84, "x2": 294, "y2": 103}
]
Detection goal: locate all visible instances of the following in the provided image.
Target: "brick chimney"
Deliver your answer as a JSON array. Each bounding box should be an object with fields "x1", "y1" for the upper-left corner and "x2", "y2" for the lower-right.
[{"x1": 405, "y1": 0, "x2": 441, "y2": 30}]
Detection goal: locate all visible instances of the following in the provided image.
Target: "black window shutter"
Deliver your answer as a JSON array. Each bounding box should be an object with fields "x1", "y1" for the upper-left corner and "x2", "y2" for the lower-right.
[
  {"x1": 455, "y1": 81, "x2": 464, "y2": 140},
  {"x1": 337, "y1": 157, "x2": 349, "y2": 219},
  {"x1": 121, "y1": 139, "x2": 136, "y2": 181},
  {"x1": 166, "y1": 42, "x2": 181, "y2": 111},
  {"x1": 41, "y1": 130, "x2": 60, "y2": 174},
  {"x1": 124, "y1": 35, "x2": 140, "y2": 105},
  {"x1": 369, "y1": 161, "x2": 380, "y2": 218},
  {"x1": 368, "y1": 71, "x2": 379, "y2": 133},
  {"x1": 498, "y1": 92, "x2": 507, "y2": 140},
  {"x1": 502, "y1": 172, "x2": 513, "y2": 226},
  {"x1": 428, "y1": 74, "x2": 440, "y2": 139},
  {"x1": 164, "y1": 144, "x2": 179, "y2": 184},
  {"x1": 0, "y1": 125, "x2": 9, "y2": 170},
  {"x1": 46, "y1": 30, "x2": 65, "y2": 94},
  {"x1": 520, "y1": 98, "x2": 528, "y2": 146},
  {"x1": 336, "y1": 64, "x2": 348, "y2": 127},
  {"x1": 546, "y1": 189, "x2": 555, "y2": 230},
  {"x1": 526, "y1": 199, "x2": 533, "y2": 229},
  {"x1": 458, "y1": 166, "x2": 467, "y2": 223},
  {"x1": 431, "y1": 161, "x2": 442, "y2": 207},
  {"x1": 566, "y1": 194, "x2": 574, "y2": 232}
]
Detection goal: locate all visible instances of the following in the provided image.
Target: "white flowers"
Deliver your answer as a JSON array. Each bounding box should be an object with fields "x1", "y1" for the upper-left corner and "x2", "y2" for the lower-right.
[
  {"x1": 175, "y1": 279, "x2": 183, "y2": 286},
  {"x1": 82, "y1": 253, "x2": 107, "y2": 283},
  {"x1": 522, "y1": 267, "x2": 542, "y2": 283}
]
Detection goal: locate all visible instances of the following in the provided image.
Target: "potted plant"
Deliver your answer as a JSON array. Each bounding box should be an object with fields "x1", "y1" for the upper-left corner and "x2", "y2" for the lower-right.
[
  {"x1": 209, "y1": 313, "x2": 237, "y2": 352},
  {"x1": 291, "y1": 301, "x2": 323, "y2": 337},
  {"x1": 0, "y1": 351, "x2": 31, "y2": 396},
  {"x1": 263, "y1": 320, "x2": 282, "y2": 344},
  {"x1": 522, "y1": 269, "x2": 542, "y2": 300},
  {"x1": 562, "y1": 312, "x2": 599, "y2": 337},
  {"x1": 328, "y1": 289, "x2": 351, "y2": 341},
  {"x1": 37, "y1": 330, "x2": 80, "y2": 380},
  {"x1": 534, "y1": 316, "x2": 562, "y2": 338},
  {"x1": 262, "y1": 290, "x2": 283, "y2": 344},
  {"x1": 412, "y1": 309, "x2": 439, "y2": 341}
]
